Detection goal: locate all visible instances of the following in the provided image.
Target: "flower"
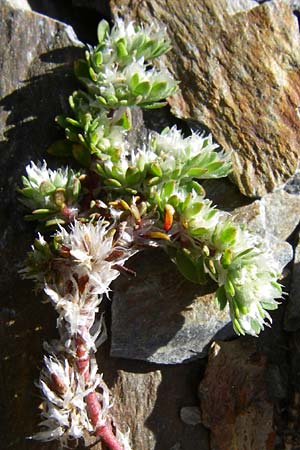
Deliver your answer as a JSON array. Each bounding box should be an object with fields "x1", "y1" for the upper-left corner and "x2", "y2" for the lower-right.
[
  {"x1": 56, "y1": 220, "x2": 133, "y2": 288},
  {"x1": 32, "y1": 356, "x2": 95, "y2": 445}
]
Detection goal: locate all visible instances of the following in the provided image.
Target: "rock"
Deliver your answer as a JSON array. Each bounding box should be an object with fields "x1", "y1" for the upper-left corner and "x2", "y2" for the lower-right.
[
  {"x1": 111, "y1": 187, "x2": 296, "y2": 364},
  {"x1": 0, "y1": 4, "x2": 83, "y2": 448},
  {"x1": 232, "y1": 189, "x2": 298, "y2": 271},
  {"x1": 110, "y1": 0, "x2": 300, "y2": 197},
  {"x1": 111, "y1": 248, "x2": 233, "y2": 364},
  {"x1": 199, "y1": 340, "x2": 276, "y2": 450},
  {"x1": 233, "y1": 189, "x2": 300, "y2": 242},
  {"x1": 99, "y1": 352, "x2": 210, "y2": 450},
  {"x1": 4, "y1": 0, "x2": 31, "y2": 9},
  {"x1": 180, "y1": 406, "x2": 202, "y2": 426},
  {"x1": 285, "y1": 235, "x2": 300, "y2": 331}
]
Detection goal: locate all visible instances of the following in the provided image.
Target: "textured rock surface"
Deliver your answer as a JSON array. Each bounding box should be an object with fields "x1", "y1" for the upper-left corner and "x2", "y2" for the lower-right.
[
  {"x1": 111, "y1": 249, "x2": 232, "y2": 364},
  {"x1": 99, "y1": 353, "x2": 209, "y2": 450},
  {"x1": 0, "y1": 4, "x2": 82, "y2": 449},
  {"x1": 110, "y1": 0, "x2": 300, "y2": 197},
  {"x1": 199, "y1": 339, "x2": 276, "y2": 450},
  {"x1": 111, "y1": 186, "x2": 295, "y2": 364}
]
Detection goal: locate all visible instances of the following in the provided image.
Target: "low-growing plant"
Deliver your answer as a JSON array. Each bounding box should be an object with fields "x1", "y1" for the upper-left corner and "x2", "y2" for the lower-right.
[{"x1": 19, "y1": 18, "x2": 283, "y2": 449}]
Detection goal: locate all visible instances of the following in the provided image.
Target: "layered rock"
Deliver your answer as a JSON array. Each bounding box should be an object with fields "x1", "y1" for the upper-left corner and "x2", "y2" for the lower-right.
[
  {"x1": 110, "y1": 0, "x2": 300, "y2": 197},
  {"x1": 199, "y1": 339, "x2": 276, "y2": 450}
]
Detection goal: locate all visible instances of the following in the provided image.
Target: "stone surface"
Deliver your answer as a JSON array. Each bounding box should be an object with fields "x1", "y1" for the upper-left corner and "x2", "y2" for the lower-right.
[
  {"x1": 111, "y1": 249, "x2": 233, "y2": 364},
  {"x1": 5, "y1": 0, "x2": 31, "y2": 9},
  {"x1": 199, "y1": 339, "x2": 276, "y2": 450},
  {"x1": 111, "y1": 185, "x2": 295, "y2": 365},
  {"x1": 99, "y1": 352, "x2": 209, "y2": 450},
  {"x1": 0, "y1": 4, "x2": 83, "y2": 449},
  {"x1": 110, "y1": 0, "x2": 300, "y2": 197}
]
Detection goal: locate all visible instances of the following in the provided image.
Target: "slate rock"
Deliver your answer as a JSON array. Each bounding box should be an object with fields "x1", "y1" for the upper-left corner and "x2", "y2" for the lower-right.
[
  {"x1": 110, "y1": 0, "x2": 300, "y2": 197},
  {"x1": 199, "y1": 339, "x2": 276, "y2": 450},
  {"x1": 0, "y1": 4, "x2": 83, "y2": 448},
  {"x1": 111, "y1": 249, "x2": 232, "y2": 364}
]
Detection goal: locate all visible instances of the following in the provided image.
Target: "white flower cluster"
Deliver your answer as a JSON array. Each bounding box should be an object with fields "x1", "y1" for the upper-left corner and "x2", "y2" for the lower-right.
[{"x1": 28, "y1": 220, "x2": 135, "y2": 447}]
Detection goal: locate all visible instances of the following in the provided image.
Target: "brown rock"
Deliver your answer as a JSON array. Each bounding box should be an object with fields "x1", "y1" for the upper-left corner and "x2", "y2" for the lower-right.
[
  {"x1": 199, "y1": 339, "x2": 275, "y2": 450},
  {"x1": 110, "y1": 0, "x2": 300, "y2": 197}
]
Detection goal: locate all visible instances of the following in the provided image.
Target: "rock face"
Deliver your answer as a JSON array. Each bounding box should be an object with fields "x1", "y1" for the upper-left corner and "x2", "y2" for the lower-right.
[
  {"x1": 111, "y1": 249, "x2": 232, "y2": 364},
  {"x1": 199, "y1": 339, "x2": 276, "y2": 450},
  {"x1": 0, "y1": 4, "x2": 83, "y2": 449},
  {"x1": 111, "y1": 186, "x2": 296, "y2": 364},
  {"x1": 110, "y1": 0, "x2": 300, "y2": 197}
]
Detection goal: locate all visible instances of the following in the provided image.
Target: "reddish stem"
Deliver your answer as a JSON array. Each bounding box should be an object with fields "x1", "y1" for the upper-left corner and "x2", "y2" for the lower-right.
[
  {"x1": 86, "y1": 392, "x2": 124, "y2": 450},
  {"x1": 75, "y1": 332, "x2": 124, "y2": 450}
]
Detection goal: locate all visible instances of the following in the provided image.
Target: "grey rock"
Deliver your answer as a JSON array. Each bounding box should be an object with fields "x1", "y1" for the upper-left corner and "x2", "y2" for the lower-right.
[
  {"x1": 180, "y1": 406, "x2": 202, "y2": 426},
  {"x1": 0, "y1": 4, "x2": 83, "y2": 447},
  {"x1": 111, "y1": 249, "x2": 233, "y2": 364},
  {"x1": 111, "y1": 187, "x2": 295, "y2": 364}
]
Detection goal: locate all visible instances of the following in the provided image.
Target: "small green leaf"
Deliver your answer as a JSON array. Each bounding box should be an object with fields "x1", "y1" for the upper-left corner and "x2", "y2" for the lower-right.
[
  {"x1": 142, "y1": 101, "x2": 168, "y2": 109},
  {"x1": 187, "y1": 167, "x2": 208, "y2": 178},
  {"x1": 97, "y1": 20, "x2": 109, "y2": 44},
  {"x1": 162, "y1": 180, "x2": 175, "y2": 199},
  {"x1": 39, "y1": 181, "x2": 56, "y2": 196},
  {"x1": 72, "y1": 144, "x2": 91, "y2": 168},
  {"x1": 175, "y1": 250, "x2": 201, "y2": 284},
  {"x1": 146, "y1": 176, "x2": 160, "y2": 186},
  {"x1": 104, "y1": 178, "x2": 122, "y2": 187},
  {"x1": 74, "y1": 59, "x2": 90, "y2": 79},
  {"x1": 215, "y1": 286, "x2": 228, "y2": 310},
  {"x1": 92, "y1": 52, "x2": 103, "y2": 67},
  {"x1": 149, "y1": 163, "x2": 162, "y2": 177},
  {"x1": 125, "y1": 167, "x2": 141, "y2": 185},
  {"x1": 219, "y1": 225, "x2": 237, "y2": 246},
  {"x1": 116, "y1": 41, "x2": 128, "y2": 58},
  {"x1": 132, "y1": 81, "x2": 151, "y2": 97},
  {"x1": 149, "y1": 81, "x2": 168, "y2": 99},
  {"x1": 221, "y1": 248, "x2": 232, "y2": 268}
]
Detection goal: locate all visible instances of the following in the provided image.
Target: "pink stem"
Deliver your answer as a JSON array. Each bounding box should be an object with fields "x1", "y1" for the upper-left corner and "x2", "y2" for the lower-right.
[
  {"x1": 86, "y1": 392, "x2": 124, "y2": 450},
  {"x1": 75, "y1": 333, "x2": 124, "y2": 450}
]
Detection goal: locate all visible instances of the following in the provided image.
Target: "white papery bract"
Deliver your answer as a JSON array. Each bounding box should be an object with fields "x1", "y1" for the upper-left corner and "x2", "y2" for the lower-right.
[
  {"x1": 56, "y1": 220, "x2": 129, "y2": 289},
  {"x1": 33, "y1": 356, "x2": 95, "y2": 446},
  {"x1": 150, "y1": 126, "x2": 231, "y2": 180}
]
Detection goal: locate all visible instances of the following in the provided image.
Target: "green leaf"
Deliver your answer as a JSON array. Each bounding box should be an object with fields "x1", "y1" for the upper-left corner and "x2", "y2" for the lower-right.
[
  {"x1": 187, "y1": 167, "x2": 208, "y2": 178},
  {"x1": 132, "y1": 81, "x2": 151, "y2": 97},
  {"x1": 146, "y1": 176, "x2": 160, "y2": 186},
  {"x1": 125, "y1": 167, "x2": 141, "y2": 185},
  {"x1": 215, "y1": 286, "x2": 228, "y2": 310},
  {"x1": 190, "y1": 227, "x2": 208, "y2": 237},
  {"x1": 219, "y1": 225, "x2": 237, "y2": 246},
  {"x1": 74, "y1": 59, "x2": 90, "y2": 79},
  {"x1": 116, "y1": 41, "x2": 128, "y2": 58},
  {"x1": 142, "y1": 101, "x2": 168, "y2": 109},
  {"x1": 221, "y1": 248, "x2": 232, "y2": 268},
  {"x1": 149, "y1": 81, "x2": 168, "y2": 99},
  {"x1": 162, "y1": 180, "x2": 175, "y2": 199},
  {"x1": 175, "y1": 251, "x2": 207, "y2": 284},
  {"x1": 103, "y1": 178, "x2": 122, "y2": 187},
  {"x1": 149, "y1": 163, "x2": 162, "y2": 177},
  {"x1": 92, "y1": 52, "x2": 103, "y2": 67},
  {"x1": 97, "y1": 20, "x2": 109, "y2": 43},
  {"x1": 72, "y1": 144, "x2": 91, "y2": 168},
  {"x1": 39, "y1": 181, "x2": 56, "y2": 196}
]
